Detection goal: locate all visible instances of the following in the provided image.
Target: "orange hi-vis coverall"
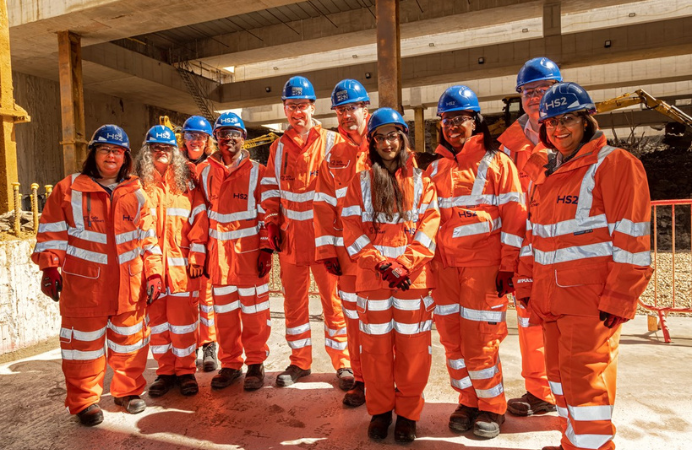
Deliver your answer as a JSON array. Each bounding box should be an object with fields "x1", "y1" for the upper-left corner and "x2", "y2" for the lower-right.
[
  {"x1": 199, "y1": 152, "x2": 272, "y2": 370},
  {"x1": 314, "y1": 139, "x2": 369, "y2": 383},
  {"x1": 146, "y1": 170, "x2": 208, "y2": 376},
  {"x1": 425, "y1": 134, "x2": 526, "y2": 415},
  {"x1": 187, "y1": 161, "x2": 216, "y2": 348},
  {"x1": 32, "y1": 174, "x2": 162, "y2": 414},
  {"x1": 497, "y1": 116, "x2": 554, "y2": 404},
  {"x1": 260, "y1": 123, "x2": 350, "y2": 371},
  {"x1": 341, "y1": 155, "x2": 440, "y2": 421},
  {"x1": 516, "y1": 132, "x2": 652, "y2": 450}
]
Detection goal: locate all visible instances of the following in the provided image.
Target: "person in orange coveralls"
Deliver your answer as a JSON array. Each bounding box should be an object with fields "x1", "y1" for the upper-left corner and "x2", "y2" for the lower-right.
[
  {"x1": 341, "y1": 108, "x2": 440, "y2": 443},
  {"x1": 498, "y1": 57, "x2": 562, "y2": 417},
  {"x1": 181, "y1": 115, "x2": 219, "y2": 373},
  {"x1": 516, "y1": 82, "x2": 652, "y2": 450},
  {"x1": 425, "y1": 86, "x2": 526, "y2": 439},
  {"x1": 135, "y1": 125, "x2": 208, "y2": 398},
  {"x1": 33, "y1": 124, "x2": 163, "y2": 426},
  {"x1": 198, "y1": 112, "x2": 272, "y2": 391},
  {"x1": 260, "y1": 76, "x2": 352, "y2": 389},
  {"x1": 313, "y1": 79, "x2": 371, "y2": 406}
]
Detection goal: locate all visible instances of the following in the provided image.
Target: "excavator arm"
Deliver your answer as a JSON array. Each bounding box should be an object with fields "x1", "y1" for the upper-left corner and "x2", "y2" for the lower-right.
[{"x1": 596, "y1": 89, "x2": 692, "y2": 128}]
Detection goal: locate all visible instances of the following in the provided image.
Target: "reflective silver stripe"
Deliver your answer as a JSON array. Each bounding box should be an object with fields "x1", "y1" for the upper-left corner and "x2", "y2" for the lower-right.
[
  {"x1": 393, "y1": 298, "x2": 421, "y2": 311},
  {"x1": 209, "y1": 226, "x2": 259, "y2": 241},
  {"x1": 501, "y1": 232, "x2": 523, "y2": 248},
  {"x1": 518, "y1": 316, "x2": 531, "y2": 328},
  {"x1": 412, "y1": 168, "x2": 423, "y2": 218},
  {"x1": 34, "y1": 240, "x2": 68, "y2": 253},
  {"x1": 315, "y1": 235, "x2": 344, "y2": 247},
  {"x1": 273, "y1": 142, "x2": 283, "y2": 189},
  {"x1": 282, "y1": 190, "x2": 315, "y2": 203},
  {"x1": 238, "y1": 284, "x2": 269, "y2": 297},
  {"x1": 325, "y1": 326, "x2": 347, "y2": 337},
  {"x1": 413, "y1": 231, "x2": 435, "y2": 252},
  {"x1": 261, "y1": 189, "x2": 281, "y2": 202},
  {"x1": 314, "y1": 191, "x2": 337, "y2": 206},
  {"x1": 451, "y1": 377, "x2": 473, "y2": 390},
  {"x1": 374, "y1": 244, "x2": 407, "y2": 258},
  {"x1": 67, "y1": 245, "x2": 107, "y2": 264},
  {"x1": 107, "y1": 335, "x2": 150, "y2": 354},
  {"x1": 143, "y1": 244, "x2": 162, "y2": 255},
  {"x1": 341, "y1": 205, "x2": 361, "y2": 217},
  {"x1": 190, "y1": 243, "x2": 206, "y2": 254},
  {"x1": 394, "y1": 320, "x2": 433, "y2": 335},
  {"x1": 199, "y1": 304, "x2": 213, "y2": 313},
  {"x1": 339, "y1": 291, "x2": 357, "y2": 303},
  {"x1": 118, "y1": 249, "x2": 140, "y2": 264},
  {"x1": 151, "y1": 344, "x2": 171, "y2": 354},
  {"x1": 246, "y1": 161, "x2": 259, "y2": 214},
  {"x1": 520, "y1": 244, "x2": 532, "y2": 257},
  {"x1": 347, "y1": 234, "x2": 371, "y2": 257},
  {"x1": 429, "y1": 160, "x2": 440, "y2": 178},
  {"x1": 170, "y1": 322, "x2": 198, "y2": 334},
  {"x1": 140, "y1": 228, "x2": 156, "y2": 239},
  {"x1": 335, "y1": 187, "x2": 348, "y2": 199},
  {"x1": 613, "y1": 247, "x2": 651, "y2": 266},
  {"x1": 242, "y1": 300, "x2": 270, "y2": 314},
  {"x1": 448, "y1": 358, "x2": 466, "y2": 370},
  {"x1": 200, "y1": 317, "x2": 215, "y2": 327},
  {"x1": 568, "y1": 404, "x2": 613, "y2": 421},
  {"x1": 60, "y1": 326, "x2": 107, "y2": 342},
  {"x1": 172, "y1": 343, "x2": 197, "y2": 357},
  {"x1": 257, "y1": 284, "x2": 269, "y2": 295},
  {"x1": 325, "y1": 338, "x2": 348, "y2": 350},
  {"x1": 39, "y1": 221, "x2": 67, "y2": 233},
  {"x1": 453, "y1": 217, "x2": 501, "y2": 239},
  {"x1": 107, "y1": 321, "x2": 143, "y2": 336},
  {"x1": 167, "y1": 208, "x2": 190, "y2": 218},
  {"x1": 557, "y1": 405, "x2": 568, "y2": 419},
  {"x1": 71, "y1": 191, "x2": 84, "y2": 229},
  {"x1": 213, "y1": 285, "x2": 238, "y2": 296},
  {"x1": 609, "y1": 218, "x2": 650, "y2": 237},
  {"x1": 532, "y1": 214, "x2": 608, "y2": 239},
  {"x1": 201, "y1": 165, "x2": 212, "y2": 202},
  {"x1": 435, "y1": 304, "x2": 460, "y2": 316},
  {"x1": 460, "y1": 306, "x2": 506, "y2": 323},
  {"x1": 343, "y1": 308, "x2": 359, "y2": 319},
  {"x1": 534, "y1": 242, "x2": 612, "y2": 266},
  {"x1": 260, "y1": 176, "x2": 278, "y2": 185},
  {"x1": 68, "y1": 227, "x2": 107, "y2": 244},
  {"x1": 420, "y1": 200, "x2": 439, "y2": 214},
  {"x1": 468, "y1": 364, "x2": 500, "y2": 380},
  {"x1": 150, "y1": 323, "x2": 169, "y2": 334},
  {"x1": 115, "y1": 230, "x2": 139, "y2": 245},
  {"x1": 134, "y1": 188, "x2": 146, "y2": 223},
  {"x1": 214, "y1": 301, "x2": 241, "y2": 313},
  {"x1": 167, "y1": 290, "x2": 199, "y2": 298},
  {"x1": 189, "y1": 203, "x2": 206, "y2": 225},
  {"x1": 475, "y1": 382, "x2": 504, "y2": 398},
  {"x1": 150, "y1": 208, "x2": 157, "y2": 217},
  {"x1": 360, "y1": 170, "x2": 372, "y2": 218},
  {"x1": 574, "y1": 145, "x2": 617, "y2": 221},
  {"x1": 288, "y1": 338, "x2": 312, "y2": 349},
  {"x1": 325, "y1": 130, "x2": 336, "y2": 156},
  {"x1": 549, "y1": 380, "x2": 563, "y2": 396},
  {"x1": 287, "y1": 323, "x2": 311, "y2": 335},
  {"x1": 565, "y1": 420, "x2": 613, "y2": 450},
  {"x1": 61, "y1": 348, "x2": 105, "y2": 361},
  {"x1": 282, "y1": 208, "x2": 313, "y2": 221},
  {"x1": 208, "y1": 210, "x2": 257, "y2": 223},
  {"x1": 360, "y1": 321, "x2": 393, "y2": 335}
]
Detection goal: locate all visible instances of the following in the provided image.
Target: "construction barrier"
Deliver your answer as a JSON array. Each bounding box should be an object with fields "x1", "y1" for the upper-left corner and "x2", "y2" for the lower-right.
[{"x1": 641, "y1": 199, "x2": 692, "y2": 343}]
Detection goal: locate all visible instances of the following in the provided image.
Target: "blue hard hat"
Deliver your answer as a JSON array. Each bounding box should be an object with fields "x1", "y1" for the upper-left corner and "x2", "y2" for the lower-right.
[
  {"x1": 89, "y1": 124, "x2": 130, "y2": 151},
  {"x1": 183, "y1": 116, "x2": 212, "y2": 135},
  {"x1": 331, "y1": 79, "x2": 370, "y2": 108},
  {"x1": 213, "y1": 112, "x2": 247, "y2": 138},
  {"x1": 145, "y1": 125, "x2": 178, "y2": 146},
  {"x1": 436, "y1": 85, "x2": 481, "y2": 116},
  {"x1": 367, "y1": 108, "x2": 408, "y2": 138},
  {"x1": 539, "y1": 82, "x2": 596, "y2": 123},
  {"x1": 516, "y1": 57, "x2": 563, "y2": 92},
  {"x1": 282, "y1": 76, "x2": 316, "y2": 101}
]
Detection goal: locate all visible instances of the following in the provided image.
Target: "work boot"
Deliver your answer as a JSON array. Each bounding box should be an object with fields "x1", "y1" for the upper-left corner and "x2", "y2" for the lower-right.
[
  {"x1": 507, "y1": 391, "x2": 557, "y2": 416},
  {"x1": 211, "y1": 368, "x2": 243, "y2": 390},
  {"x1": 542, "y1": 447, "x2": 564, "y2": 450},
  {"x1": 148, "y1": 374, "x2": 176, "y2": 398},
  {"x1": 394, "y1": 415, "x2": 417, "y2": 443},
  {"x1": 202, "y1": 342, "x2": 218, "y2": 372},
  {"x1": 367, "y1": 411, "x2": 393, "y2": 440},
  {"x1": 343, "y1": 381, "x2": 366, "y2": 407},
  {"x1": 244, "y1": 364, "x2": 265, "y2": 391},
  {"x1": 336, "y1": 367, "x2": 355, "y2": 391},
  {"x1": 113, "y1": 395, "x2": 146, "y2": 414},
  {"x1": 76, "y1": 404, "x2": 104, "y2": 427},
  {"x1": 178, "y1": 374, "x2": 199, "y2": 396},
  {"x1": 449, "y1": 404, "x2": 479, "y2": 433},
  {"x1": 276, "y1": 365, "x2": 311, "y2": 387},
  {"x1": 473, "y1": 411, "x2": 505, "y2": 439}
]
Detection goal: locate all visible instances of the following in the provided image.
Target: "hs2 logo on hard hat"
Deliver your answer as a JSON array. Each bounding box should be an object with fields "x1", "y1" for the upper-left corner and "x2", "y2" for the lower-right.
[
  {"x1": 336, "y1": 90, "x2": 349, "y2": 102},
  {"x1": 156, "y1": 131, "x2": 171, "y2": 139},
  {"x1": 221, "y1": 117, "x2": 238, "y2": 124},
  {"x1": 291, "y1": 87, "x2": 303, "y2": 96},
  {"x1": 543, "y1": 97, "x2": 568, "y2": 110},
  {"x1": 103, "y1": 133, "x2": 123, "y2": 141},
  {"x1": 445, "y1": 101, "x2": 456, "y2": 107}
]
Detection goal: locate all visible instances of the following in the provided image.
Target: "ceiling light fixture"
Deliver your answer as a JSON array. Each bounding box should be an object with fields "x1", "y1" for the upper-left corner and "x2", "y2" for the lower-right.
[
  {"x1": 273, "y1": 67, "x2": 279, "y2": 70},
  {"x1": 352, "y1": 54, "x2": 358, "y2": 59},
  {"x1": 365, "y1": 72, "x2": 371, "y2": 79},
  {"x1": 478, "y1": 57, "x2": 485, "y2": 64},
  {"x1": 265, "y1": 86, "x2": 271, "y2": 93},
  {"x1": 428, "y1": 43, "x2": 435, "y2": 47},
  {"x1": 628, "y1": 12, "x2": 636, "y2": 17},
  {"x1": 604, "y1": 40, "x2": 612, "y2": 48},
  {"x1": 522, "y1": 28, "x2": 529, "y2": 33}
]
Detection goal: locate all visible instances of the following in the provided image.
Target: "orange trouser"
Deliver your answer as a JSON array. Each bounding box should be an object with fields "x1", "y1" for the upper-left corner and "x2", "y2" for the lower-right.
[
  {"x1": 544, "y1": 315, "x2": 620, "y2": 450},
  {"x1": 432, "y1": 264, "x2": 508, "y2": 414},
  {"x1": 59, "y1": 306, "x2": 149, "y2": 414},
  {"x1": 197, "y1": 278, "x2": 216, "y2": 346},
  {"x1": 212, "y1": 283, "x2": 272, "y2": 369},
  {"x1": 357, "y1": 288, "x2": 434, "y2": 421},
  {"x1": 149, "y1": 290, "x2": 199, "y2": 376},
  {"x1": 278, "y1": 253, "x2": 349, "y2": 371},
  {"x1": 338, "y1": 275, "x2": 362, "y2": 382},
  {"x1": 515, "y1": 298, "x2": 554, "y2": 403}
]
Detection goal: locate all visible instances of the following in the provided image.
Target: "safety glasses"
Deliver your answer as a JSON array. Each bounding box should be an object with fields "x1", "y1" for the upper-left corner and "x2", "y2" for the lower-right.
[
  {"x1": 544, "y1": 113, "x2": 582, "y2": 129},
  {"x1": 184, "y1": 131, "x2": 207, "y2": 141},
  {"x1": 215, "y1": 129, "x2": 243, "y2": 140},
  {"x1": 372, "y1": 131, "x2": 401, "y2": 145},
  {"x1": 521, "y1": 86, "x2": 552, "y2": 99},
  {"x1": 150, "y1": 144, "x2": 174, "y2": 153},
  {"x1": 440, "y1": 115, "x2": 474, "y2": 128},
  {"x1": 284, "y1": 102, "x2": 312, "y2": 113},
  {"x1": 95, "y1": 145, "x2": 126, "y2": 156},
  {"x1": 334, "y1": 104, "x2": 362, "y2": 115}
]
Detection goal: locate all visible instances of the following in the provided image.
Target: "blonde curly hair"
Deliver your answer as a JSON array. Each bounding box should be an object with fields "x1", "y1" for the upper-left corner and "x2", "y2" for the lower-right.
[{"x1": 134, "y1": 144, "x2": 192, "y2": 194}]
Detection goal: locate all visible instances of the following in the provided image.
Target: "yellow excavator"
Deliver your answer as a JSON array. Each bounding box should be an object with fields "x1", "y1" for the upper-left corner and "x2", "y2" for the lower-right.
[{"x1": 158, "y1": 115, "x2": 281, "y2": 149}]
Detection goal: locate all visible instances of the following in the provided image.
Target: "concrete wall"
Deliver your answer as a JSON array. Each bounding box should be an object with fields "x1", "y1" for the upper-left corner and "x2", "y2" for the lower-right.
[
  {"x1": 0, "y1": 237, "x2": 60, "y2": 354},
  {"x1": 12, "y1": 70, "x2": 189, "y2": 190}
]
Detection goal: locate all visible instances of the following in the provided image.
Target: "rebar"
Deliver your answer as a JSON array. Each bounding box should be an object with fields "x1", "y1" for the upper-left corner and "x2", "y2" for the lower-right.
[
  {"x1": 31, "y1": 183, "x2": 39, "y2": 233},
  {"x1": 12, "y1": 182, "x2": 20, "y2": 235}
]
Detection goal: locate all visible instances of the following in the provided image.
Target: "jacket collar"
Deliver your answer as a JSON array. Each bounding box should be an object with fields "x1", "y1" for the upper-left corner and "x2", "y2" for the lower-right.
[
  {"x1": 454, "y1": 134, "x2": 487, "y2": 165},
  {"x1": 72, "y1": 173, "x2": 139, "y2": 193}
]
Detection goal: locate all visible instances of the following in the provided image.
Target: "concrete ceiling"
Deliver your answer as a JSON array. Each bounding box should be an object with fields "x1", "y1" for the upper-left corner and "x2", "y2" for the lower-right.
[{"x1": 8, "y1": 0, "x2": 692, "y2": 133}]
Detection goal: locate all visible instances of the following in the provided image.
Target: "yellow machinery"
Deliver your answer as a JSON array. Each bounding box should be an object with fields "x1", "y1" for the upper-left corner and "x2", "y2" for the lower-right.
[{"x1": 158, "y1": 115, "x2": 280, "y2": 150}]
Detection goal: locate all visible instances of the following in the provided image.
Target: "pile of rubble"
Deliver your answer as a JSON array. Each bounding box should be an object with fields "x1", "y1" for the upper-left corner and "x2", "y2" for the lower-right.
[{"x1": 0, "y1": 210, "x2": 36, "y2": 234}]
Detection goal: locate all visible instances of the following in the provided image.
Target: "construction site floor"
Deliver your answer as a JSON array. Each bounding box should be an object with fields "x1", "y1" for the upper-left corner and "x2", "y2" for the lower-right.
[{"x1": 1, "y1": 296, "x2": 690, "y2": 450}]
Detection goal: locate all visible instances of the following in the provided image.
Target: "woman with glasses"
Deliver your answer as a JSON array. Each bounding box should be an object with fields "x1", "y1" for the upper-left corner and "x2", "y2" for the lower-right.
[
  {"x1": 341, "y1": 108, "x2": 440, "y2": 443},
  {"x1": 516, "y1": 82, "x2": 652, "y2": 450},
  {"x1": 135, "y1": 125, "x2": 208, "y2": 399},
  {"x1": 425, "y1": 86, "x2": 526, "y2": 439},
  {"x1": 181, "y1": 115, "x2": 219, "y2": 373},
  {"x1": 32, "y1": 124, "x2": 163, "y2": 426}
]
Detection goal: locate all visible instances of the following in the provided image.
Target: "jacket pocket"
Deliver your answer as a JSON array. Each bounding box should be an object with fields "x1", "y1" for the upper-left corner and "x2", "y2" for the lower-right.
[
  {"x1": 128, "y1": 256, "x2": 145, "y2": 305},
  {"x1": 551, "y1": 264, "x2": 607, "y2": 317},
  {"x1": 62, "y1": 256, "x2": 101, "y2": 307}
]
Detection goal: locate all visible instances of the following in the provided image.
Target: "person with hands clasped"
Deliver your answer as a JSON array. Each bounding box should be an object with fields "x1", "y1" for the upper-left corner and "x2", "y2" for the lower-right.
[
  {"x1": 32, "y1": 125, "x2": 163, "y2": 426},
  {"x1": 340, "y1": 108, "x2": 440, "y2": 443},
  {"x1": 516, "y1": 82, "x2": 652, "y2": 450},
  {"x1": 135, "y1": 125, "x2": 208, "y2": 398},
  {"x1": 425, "y1": 86, "x2": 526, "y2": 439},
  {"x1": 197, "y1": 112, "x2": 272, "y2": 391}
]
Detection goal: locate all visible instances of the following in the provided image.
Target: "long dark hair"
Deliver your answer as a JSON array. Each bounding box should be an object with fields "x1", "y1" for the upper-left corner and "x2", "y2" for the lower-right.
[
  {"x1": 368, "y1": 129, "x2": 411, "y2": 228},
  {"x1": 539, "y1": 112, "x2": 599, "y2": 150},
  {"x1": 81, "y1": 146, "x2": 132, "y2": 181},
  {"x1": 438, "y1": 112, "x2": 495, "y2": 155}
]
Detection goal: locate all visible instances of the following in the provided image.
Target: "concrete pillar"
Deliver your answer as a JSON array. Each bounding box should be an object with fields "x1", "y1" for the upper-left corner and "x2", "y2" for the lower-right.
[
  {"x1": 376, "y1": 0, "x2": 402, "y2": 111},
  {"x1": 543, "y1": 0, "x2": 562, "y2": 62},
  {"x1": 58, "y1": 31, "x2": 87, "y2": 177},
  {"x1": 0, "y1": 1, "x2": 30, "y2": 213},
  {"x1": 414, "y1": 107, "x2": 425, "y2": 152}
]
